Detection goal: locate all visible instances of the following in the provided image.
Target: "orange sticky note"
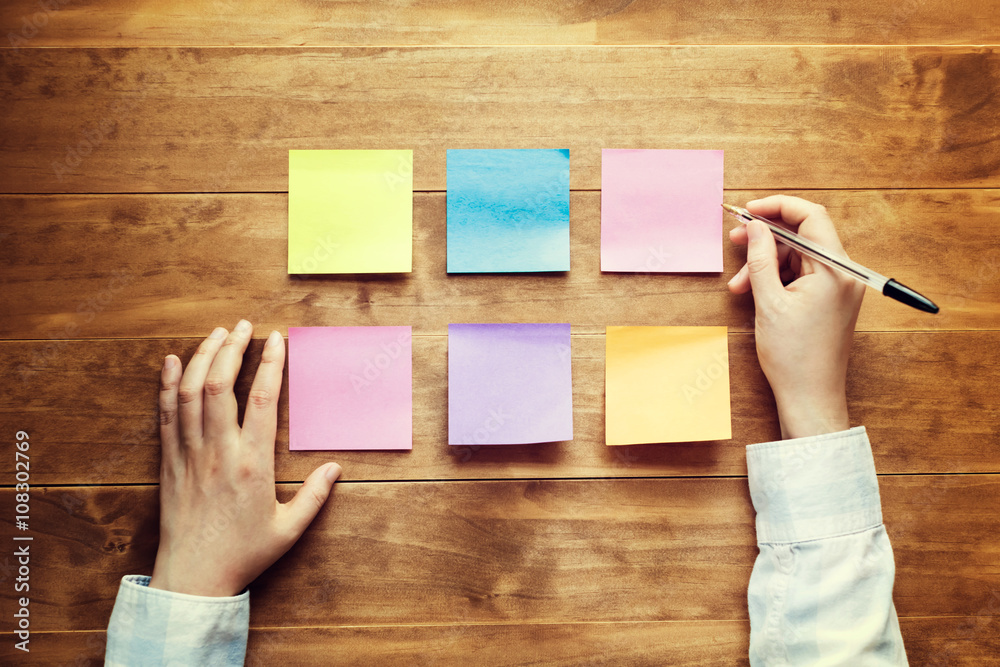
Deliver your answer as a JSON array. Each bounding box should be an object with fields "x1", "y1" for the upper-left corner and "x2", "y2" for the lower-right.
[{"x1": 605, "y1": 326, "x2": 731, "y2": 445}]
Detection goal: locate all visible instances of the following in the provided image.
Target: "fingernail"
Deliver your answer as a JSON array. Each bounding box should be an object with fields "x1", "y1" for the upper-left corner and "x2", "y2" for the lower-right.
[
  {"x1": 324, "y1": 463, "x2": 342, "y2": 482},
  {"x1": 210, "y1": 327, "x2": 227, "y2": 339},
  {"x1": 235, "y1": 319, "x2": 251, "y2": 334},
  {"x1": 266, "y1": 330, "x2": 282, "y2": 347},
  {"x1": 727, "y1": 274, "x2": 737, "y2": 286},
  {"x1": 747, "y1": 198, "x2": 760, "y2": 206},
  {"x1": 747, "y1": 219, "x2": 762, "y2": 241},
  {"x1": 164, "y1": 355, "x2": 176, "y2": 370}
]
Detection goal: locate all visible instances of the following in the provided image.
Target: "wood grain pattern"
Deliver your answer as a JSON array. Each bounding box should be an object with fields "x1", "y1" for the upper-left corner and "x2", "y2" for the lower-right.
[
  {"x1": 1, "y1": 2, "x2": 997, "y2": 662},
  {"x1": 2, "y1": 0, "x2": 999, "y2": 46},
  {"x1": 1, "y1": 47, "x2": 998, "y2": 193},
  {"x1": 2, "y1": 330, "x2": 998, "y2": 485},
  {"x1": 5, "y1": 616, "x2": 1000, "y2": 666},
  {"x1": 2, "y1": 190, "x2": 997, "y2": 341},
  {"x1": 0, "y1": 476, "x2": 997, "y2": 633}
]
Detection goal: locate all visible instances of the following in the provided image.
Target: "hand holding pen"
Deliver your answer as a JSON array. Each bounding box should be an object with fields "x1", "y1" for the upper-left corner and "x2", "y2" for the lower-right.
[
  {"x1": 727, "y1": 195, "x2": 868, "y2": 440},
  {"x1": 724, "y1": 201, "x2": 938, "y2": 314}
]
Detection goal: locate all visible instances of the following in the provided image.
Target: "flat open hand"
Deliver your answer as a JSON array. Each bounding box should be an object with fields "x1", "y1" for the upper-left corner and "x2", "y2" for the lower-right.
[{"x1": 150, "y1": 321, "x2": 341, "y2": 597}]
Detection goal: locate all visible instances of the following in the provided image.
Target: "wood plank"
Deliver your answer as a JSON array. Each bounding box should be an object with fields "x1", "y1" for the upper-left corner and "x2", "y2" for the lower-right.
[
  {"x1": 5, "y1": 616, "x2": 1000, "y2": 665},
  {"x1": 2, "y1": 190, "x2": 997, "y2": 340},
  {"x1": 0, "y1": 476, "x2": 997, "y2": 633},
  {"x1": 2, "y1": 330, "x2": 998, "y2": 486},
  {"x1": 2, "y1": 1, "x2": 999, "y2": 47},
  {"x1": 1, "y1": 47, "x2": 998, "y2": 193}
]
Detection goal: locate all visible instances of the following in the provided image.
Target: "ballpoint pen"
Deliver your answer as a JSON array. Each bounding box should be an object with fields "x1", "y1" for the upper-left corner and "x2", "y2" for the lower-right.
[{"x1": 722, "y1": 203, "x2": 939, "y2": 314}]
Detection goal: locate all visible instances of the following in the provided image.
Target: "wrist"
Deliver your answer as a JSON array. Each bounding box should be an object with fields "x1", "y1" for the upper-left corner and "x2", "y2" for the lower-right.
[
  {"x1": 774, "y1": 393, "x2": 850, "y2": 440},
  {"x1": 150, "y1": 558, "x2": 244, "y2": 598}
]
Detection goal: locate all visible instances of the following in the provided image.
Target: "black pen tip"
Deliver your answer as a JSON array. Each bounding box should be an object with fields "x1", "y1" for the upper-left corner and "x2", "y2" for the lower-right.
[{"x1": 883, "y1": 279, "x2": 939, "y2": 314}]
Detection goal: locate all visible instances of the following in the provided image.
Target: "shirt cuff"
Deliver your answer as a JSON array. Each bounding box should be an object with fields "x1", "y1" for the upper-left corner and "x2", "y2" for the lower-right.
[
  {"x1": 105, "y1": 575, "x2": 250, "y2": 667},
  {"x1": 746, "y1": 426, "x2": 884, "y2": 545}
]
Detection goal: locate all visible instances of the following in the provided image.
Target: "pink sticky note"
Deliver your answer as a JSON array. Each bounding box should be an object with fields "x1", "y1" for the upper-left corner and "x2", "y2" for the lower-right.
[
  {"x1": 601, "y1": 149, "x2": 724, "y2": 272},
  {"x1": 288, "y1": 326, "x2": 412, "y2": 450}
]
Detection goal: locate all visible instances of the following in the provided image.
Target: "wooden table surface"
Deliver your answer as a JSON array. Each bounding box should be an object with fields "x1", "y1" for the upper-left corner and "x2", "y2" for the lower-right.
[{"x1": 2, "y1": 2, "x2": 999, "y2": 664}]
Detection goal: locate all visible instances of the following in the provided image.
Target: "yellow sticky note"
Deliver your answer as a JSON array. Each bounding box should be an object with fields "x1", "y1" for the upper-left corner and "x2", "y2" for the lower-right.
[
  {"x1": 606, "y1": 326, "x2": 731, "y2": 445},
  {"x1": 288, "y1": 149, "x2": 412, "y2": 274}
]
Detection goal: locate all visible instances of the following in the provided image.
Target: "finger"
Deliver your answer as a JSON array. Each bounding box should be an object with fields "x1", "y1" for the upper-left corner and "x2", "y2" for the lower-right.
[
  {"x1": 242, "y1": 330, "x2": 285, "y2": 454},
  {"x1": 727, "y1": 263, "x2": 751, "y2": 294},
  {"x1": 733, "y1": 221, "x2": 800, "y2": 258},
  {"x1": 159, "y1": 355, "x2": 183, "y2": 464},
  {"x1": 203, "y1": 320, "x2": 253, "y2": 443},
  {"x1": 745, "y1": 195, "x2": 846, "y2": 254},
  {"x1": 776, "y1": 243, "x2": 793, "y2": 268},
  {"x1": 177, "y1": 327, "x2": 229, "y2": 446},
  {"x1": 789, "y1": 249, "x2": 802, "y2": 276},
  {"x1": 745, "y1": 219, "x2": 785, "y2": 303},
  {"x1": 280, "y1": 463, "x2": 342, "y2": 540}
]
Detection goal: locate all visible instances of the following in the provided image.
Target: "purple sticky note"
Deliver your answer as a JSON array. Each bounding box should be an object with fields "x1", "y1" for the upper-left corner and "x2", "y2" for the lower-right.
[
  {"x1": 601, "y1": 149, "x2": 724, "y2": 272},
  {"x1": 448, "y1": 323, "x2": 573, "y2": 445},
  {"x1": 288, "y1": 326, "x2": 412, "y2": 451}
]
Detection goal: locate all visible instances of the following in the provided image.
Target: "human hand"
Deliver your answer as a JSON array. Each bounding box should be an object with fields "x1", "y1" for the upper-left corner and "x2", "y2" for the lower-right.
[
  {"x1": 727, "y1": 196, "x2": 865, "y2": 440},
  {"x1": 150, "y1": 321, "x2": 341, "y2": 597}
]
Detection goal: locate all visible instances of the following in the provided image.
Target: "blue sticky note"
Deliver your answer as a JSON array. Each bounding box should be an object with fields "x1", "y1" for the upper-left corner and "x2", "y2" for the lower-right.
[{"x1": 447, "y1": 149, "x2": 570, "y2": 273}]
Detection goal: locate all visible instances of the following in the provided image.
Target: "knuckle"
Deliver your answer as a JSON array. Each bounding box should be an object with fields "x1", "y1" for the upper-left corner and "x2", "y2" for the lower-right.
[
  {"x1": 235, "y1": 463, "x2": 256, "y2": 481},
  {"x1": 221, "y1": 335, "x2": 241, "y2": 348},
  {"x1": 746, "y1": 256, "x2": 771, "y2": 274},
  {"x1": 203, "y1": 377, "x2": 230, "y2": 396},
  {"x1": 159, "y1": 407, "x2": 177, "y2": 427},
  {"x1": 248, "y1": 388, "x2": 274, "y2": 409},
  {"x1": 176, "y1": 385, "x2": 200, "y2": 405}
]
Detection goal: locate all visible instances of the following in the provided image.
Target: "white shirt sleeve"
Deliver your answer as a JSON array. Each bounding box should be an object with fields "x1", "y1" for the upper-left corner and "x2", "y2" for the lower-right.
[
  {"x1": 105, "y1": 575, "x2": 249, "y2": 666},
  {"x1": 746, "y1": 426, "x2": 908, "y2": 666}
]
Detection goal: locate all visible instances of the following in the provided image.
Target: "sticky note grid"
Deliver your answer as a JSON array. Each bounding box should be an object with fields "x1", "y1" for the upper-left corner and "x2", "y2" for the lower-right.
[{"x1": 285, "y1": 148, "x2": 733, "y2": 450}]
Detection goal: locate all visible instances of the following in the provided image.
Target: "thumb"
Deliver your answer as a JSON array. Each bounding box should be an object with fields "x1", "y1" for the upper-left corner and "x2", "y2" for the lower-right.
[
  {"x1": 745, "y1": 219, "x2": 784, "y2": 302},
  {"x1": 281, "y1": 462, "x2": 341, "y2": 538}
]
